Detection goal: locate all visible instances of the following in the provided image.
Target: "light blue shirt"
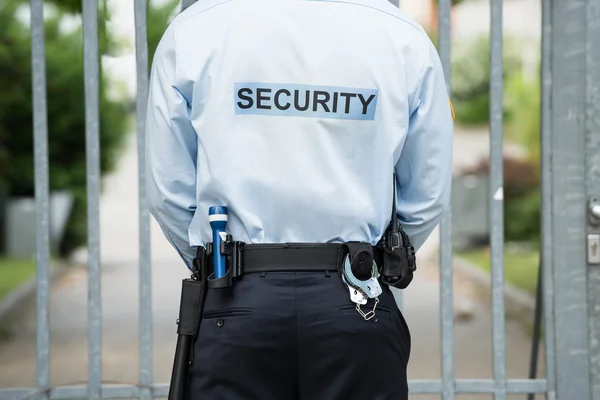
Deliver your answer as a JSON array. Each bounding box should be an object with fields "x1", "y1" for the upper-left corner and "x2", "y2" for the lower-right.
[{"x1": 146, "y1": 0, "x2": 454, "y2": 270}]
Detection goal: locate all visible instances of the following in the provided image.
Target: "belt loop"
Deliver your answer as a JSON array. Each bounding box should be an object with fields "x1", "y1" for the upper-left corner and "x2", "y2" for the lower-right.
[
  {"x1": 260, "y1": 271, "x2": 267, "y2": 278},
  {"x1": 325, "y1": 270, "x2": 331, "y2": 278},
  {"x1": 337, "y1": 245, "x2": 347, "y2": 275}
]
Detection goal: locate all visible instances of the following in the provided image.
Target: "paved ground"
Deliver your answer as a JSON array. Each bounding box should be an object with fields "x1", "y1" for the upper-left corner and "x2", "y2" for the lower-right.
[{"x1": 0, "y1": 131, "x2": 544, "y2": 399}]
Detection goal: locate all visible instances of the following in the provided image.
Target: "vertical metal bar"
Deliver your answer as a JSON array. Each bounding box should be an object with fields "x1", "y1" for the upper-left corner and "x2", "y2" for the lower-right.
[
  {"x1": 526, "y1": 261, "x2": 543, "y2": 397},
  {"x1": 181, "y1": 0, "x2": 197, "y2": 11},
  {"x1": 540, "y1": 0, "x2": 556, "y2": 398},
  {"x1": 82, "y1": 0, "x2": 102, "y2": 399},
  {"x1": 586, "y1": 0, "x2": 600, "y2": 397},
  {"x1": 396, "y1": 291, "x2": 403, "y2": 312},
  {"x1": 30, "y1": 1, "x2": 51, "y2": 398},
  {"x1": 550, "y1": 0, "x2": 591, "y2": 398},
  {"x1": 392, "y1": 286, "x2": 403, "y2": 312},
  {"x1": 134, "y1": 0, "x2": 153, "y2": 398},
  {"x1": 437, "y1": 0, "x2": 454, "y2": 399},
  {"x1": 389, "y1": 0, "x2": 404, "y2": 312},
  {"x1": 489, "y1": 0, "x2": 506, "y2": 399},
  {"x1": 388, "y1": 0, "x2": 401, "y2": 314}
]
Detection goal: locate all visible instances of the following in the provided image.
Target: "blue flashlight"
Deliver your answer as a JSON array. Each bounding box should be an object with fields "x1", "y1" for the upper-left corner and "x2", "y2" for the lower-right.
[{"x1": 209, "y1": 206, "x2": 228, "y2": 279}]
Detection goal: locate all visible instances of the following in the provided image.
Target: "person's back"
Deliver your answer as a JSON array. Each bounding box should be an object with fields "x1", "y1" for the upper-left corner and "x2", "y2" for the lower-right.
[{"x1": 146, "y1": 0, "x2": 453, "y2": 398}]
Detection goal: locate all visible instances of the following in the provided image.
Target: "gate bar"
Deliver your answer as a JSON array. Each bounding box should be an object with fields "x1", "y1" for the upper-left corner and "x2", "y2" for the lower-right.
[
  {"x1": 31, "y1": 0, "x2": 51, "y2": 398},
  {"x1": 389, "y1": 0, "x2": 404, "y2": 314},
  {"x1": 550, "y1": 0, "x2": 592, "y2": 398},
  {"x1": 0, "y1": 1, "x2": 576, "y2": 399},
  {"x1": 182, "y1": 0, "x2": 196, "y2": 11},
  {"x1": 82, "y1": 0, "x2": 102, "y2": 399},
  {"x1": 0, "y1": 378, "x2": 550, "y2": 400},
  {"x1": 489, "y1": 0, "x2": 507, "y2": 399},
  {"x1": 134, "y1": 0, "x2": 153, "y2": 399},
  {"x1": 540, "y1": 0, "x2": 557, "y2": 398},
  {"x1": 436, "y1": 0, "x2": 455, "y2": 399},
  {"x1": 585, "y1": 0, "x2": 600, "y2": 396}
]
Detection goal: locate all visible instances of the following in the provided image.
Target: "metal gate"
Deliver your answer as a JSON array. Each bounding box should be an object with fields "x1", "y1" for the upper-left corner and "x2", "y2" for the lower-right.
[{"x1": 0, "y1": 0, "x2": 599, "y2": 398}]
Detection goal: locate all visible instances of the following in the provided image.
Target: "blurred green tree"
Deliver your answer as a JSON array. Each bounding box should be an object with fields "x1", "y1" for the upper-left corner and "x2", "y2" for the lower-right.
[
  {"x1": 450, "y1": 35, "x2": 524, "y2": 126},
  {"x1": 0, "y1": 0, "x2": 178, "y2": 256},
  {"x1": 451, "y1": 35, "x2": 543, "y2": 245},
  {"x1": 503, "y1": 68, "x2": 541, "y2": 244}
]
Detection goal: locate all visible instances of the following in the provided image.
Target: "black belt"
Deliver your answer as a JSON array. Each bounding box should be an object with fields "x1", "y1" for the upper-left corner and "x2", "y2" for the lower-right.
[
  {"x1": 202, "y1": 242, "x2": 384, "y2": 278},
  {"x1": 245, "y1": 243, "x2": 373, "y2": 272}
]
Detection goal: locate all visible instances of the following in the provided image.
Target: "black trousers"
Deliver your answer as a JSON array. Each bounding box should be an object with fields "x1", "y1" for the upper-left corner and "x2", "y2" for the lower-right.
[{"x1": 187, "y1": 270, "x2": 411, "y2": 400}]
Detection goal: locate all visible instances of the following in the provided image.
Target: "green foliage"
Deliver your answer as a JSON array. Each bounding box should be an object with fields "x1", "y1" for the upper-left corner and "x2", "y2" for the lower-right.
[
  {"x1": 44, "y1": 0, "x2": 116, "y2": 56},
  {"x1": 147, "y1": 0, "x2": 179, "y2": 70},
  {"x1": 0, "y1": 0, "x2": 178, "y2": 256},
  {"x1": 450, "y1": 35, "x2": 524, "y2": 126},
  {"x1": 0, "y1": 4, "x2": 126, "y2": 255},
  {"x1": 44, "y1": 0, "x2": 84, "y2": 14},
  {"x1": 504, "y1": 71, "x2": 541, "y2": 165},
  {"x1": 465, "y1": 156, "x2": 541, "y2": 244},
  {"x1": 503, "y1": 72, "x2": 541, "y2": 244},
  {"x1": 505, "y1": 189, "x2": 540, "y2": 244},
  {"x1": 459, "y1": 247, "x2": 539, "y2": 295},
  {"x1": 448, "y1": 34, "x2": 543, "y2": 244},
  {"x1": 0, "y1": 257, "x2": 36, "y2": 303}
]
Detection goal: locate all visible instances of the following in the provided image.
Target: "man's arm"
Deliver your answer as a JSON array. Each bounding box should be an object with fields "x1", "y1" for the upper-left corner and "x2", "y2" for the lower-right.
[
  {"x1": 395, "y1": 38, "x2": 454, "y2": 252},
  {"x1": 146, "y1": 26, "x2": 198, "y2": 269}
]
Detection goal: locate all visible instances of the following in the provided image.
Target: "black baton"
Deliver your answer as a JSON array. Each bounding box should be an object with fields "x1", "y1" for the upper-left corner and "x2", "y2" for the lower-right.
[
  {"x1": 168, "y1": 334, "x2": 193, "y2": 400},
  {"x1": 168, "y1": 251, "x2": 208, "y2": 400}
]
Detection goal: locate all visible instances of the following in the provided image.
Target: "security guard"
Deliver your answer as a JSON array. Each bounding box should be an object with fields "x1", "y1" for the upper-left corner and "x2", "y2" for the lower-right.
[{"x1": 146, "y1": 0, "x2": 453, "y2": 398}]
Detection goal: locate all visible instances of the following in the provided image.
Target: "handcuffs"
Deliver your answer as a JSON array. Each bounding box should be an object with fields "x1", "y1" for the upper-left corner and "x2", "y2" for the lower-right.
[{"x1": 341, "y1": 254, "x2": 383, "y2": 322}]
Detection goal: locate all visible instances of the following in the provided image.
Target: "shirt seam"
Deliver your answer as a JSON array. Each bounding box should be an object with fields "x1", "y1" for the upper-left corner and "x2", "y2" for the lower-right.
[
  {"x1": 409, "y1": 47, "x2": 430, "y2": 115},
  {"x1": 171, "y1": 26, "x2": 180, "y2": 94}
]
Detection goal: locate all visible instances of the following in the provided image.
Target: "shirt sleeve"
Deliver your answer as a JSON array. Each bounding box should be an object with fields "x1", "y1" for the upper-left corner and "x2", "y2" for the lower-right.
[
  {"x1": 146, "y1": 26, "x2": 198, "y2": 269},
  {"x1": 395, "y1": 37, "x2": 454, "y2": 252}
]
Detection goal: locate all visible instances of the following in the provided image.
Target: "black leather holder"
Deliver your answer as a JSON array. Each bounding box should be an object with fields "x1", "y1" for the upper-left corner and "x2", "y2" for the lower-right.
[
  {"x1": 339, "y1": 241, "x2": 375, "y2": 281},
  {"x1": 205, "y1": 237, "x2": 245, "y2": 289},
  {"x1": 176, "y1": 278, "x2": 205, "y2": 336},
  {"x1": 379, "y1": 224, "x2": 416, "y2": 289}
]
